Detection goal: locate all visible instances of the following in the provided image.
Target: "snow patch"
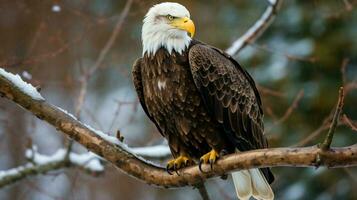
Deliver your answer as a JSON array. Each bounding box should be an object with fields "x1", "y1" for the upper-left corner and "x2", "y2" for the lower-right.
[
  {"x1": 83, "y1": 124, "x2": 121, "y2": 145},
  {"x1": 56, "y1": 106, "x2": 78, "y2": 120},
  {"x1": 52, "y1": 4, "x2": 61, "y2": 12},
  {"x1": 0, "y1": 68, "x2": 44, "y2": 100},
  {"x1": 131, "y1": 145, "x2": 170, "y2": 158},
  {"x1": 22, "y1": 71, "x2": 32, "y2": 80},
  {"x1": 26, "y1": 147, "x2": 104, "y2": 172}
]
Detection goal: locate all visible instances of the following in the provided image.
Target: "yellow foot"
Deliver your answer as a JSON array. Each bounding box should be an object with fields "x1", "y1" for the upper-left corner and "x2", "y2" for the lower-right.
[
  {"x1": 199, "y1": 149, "x2": 219, "y2": 171},
  {"x1": 166, "y1": 155, "x2": 193, "y2": 175}
]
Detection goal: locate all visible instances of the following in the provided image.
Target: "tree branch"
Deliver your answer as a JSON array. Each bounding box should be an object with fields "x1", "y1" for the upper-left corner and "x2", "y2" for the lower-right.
[
  {"x1": 1, "y1": 68, "x2": 357, "y2": 189},
  {"x1": 0, "y1": 147, "x2": 104, "y2": 188},
  {"x1": 196, "y1": 183, "x2": 210, "y2": 200},
  {"x1": 320, "y1": 87, "x2": 345, "y2": 151},
  {"x1": 226, "y1": 0, "x2": 283, "y2": 56}
]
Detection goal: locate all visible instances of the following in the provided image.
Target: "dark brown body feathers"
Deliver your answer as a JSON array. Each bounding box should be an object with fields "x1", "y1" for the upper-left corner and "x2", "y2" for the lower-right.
[{"x1": 132, "y1": 40, "x2": 274, "y2": 183}]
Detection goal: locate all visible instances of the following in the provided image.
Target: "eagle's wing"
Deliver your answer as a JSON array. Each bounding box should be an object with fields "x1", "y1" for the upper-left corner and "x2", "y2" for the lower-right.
[
  {"x1": 188, "y1": 44, "x2": 267, "y2": 151},
  {"x1": 132, "y1": 58, "x2": 164, "y2": 136}
]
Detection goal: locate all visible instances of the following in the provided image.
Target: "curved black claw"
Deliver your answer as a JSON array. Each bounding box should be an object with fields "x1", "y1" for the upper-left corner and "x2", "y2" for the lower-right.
[
  {"x1": 166, "y1": 165, "x2": 173, "y2": 175},
  {"x1": 209, "y1": 159, "x2": 214, "y2": 169},
  {"x1": 173, "y1": 163, "x2": 180, "y2": 176},
  {"x1": 166, "y1": 156, "x2": 192, "y2": 175},
  {"x1": 198, "y1": 149, "x2": 219, "y2": 172},
  {"x1": 199, "y1": 159, "x2": 204, "y2": 172}
]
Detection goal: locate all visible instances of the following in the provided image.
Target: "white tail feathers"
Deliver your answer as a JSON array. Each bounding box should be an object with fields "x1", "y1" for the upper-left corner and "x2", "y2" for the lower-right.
[
  {"x1": 232, "y1": 170, "x2": 252, "y2": 200},
  {"x1": 232, "y1": 169, "x2": 274, "y2": 200}
]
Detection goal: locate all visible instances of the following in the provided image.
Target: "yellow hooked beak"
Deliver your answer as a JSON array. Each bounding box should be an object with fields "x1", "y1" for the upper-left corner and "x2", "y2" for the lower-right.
[{"x1": 171, "y1": 17, "x2": 195, "y2": 38}]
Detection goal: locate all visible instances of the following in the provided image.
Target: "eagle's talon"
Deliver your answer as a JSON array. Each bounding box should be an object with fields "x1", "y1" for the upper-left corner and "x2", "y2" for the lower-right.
[
  {"x1": 166, "y1": 167, "x2": 173, "y2": 175},
  {"x1": 209, "y1": 159, "x2": 214, "y2": 169},
  {"x1": 199, "y1": 149, "x2": 219, "y2": 171},
  {"x1": 198, "y1": 159, "x2": 204, "y2": 172},
  {"x1": 166, "y1": 155, "x2": 192, "y2": 175}
]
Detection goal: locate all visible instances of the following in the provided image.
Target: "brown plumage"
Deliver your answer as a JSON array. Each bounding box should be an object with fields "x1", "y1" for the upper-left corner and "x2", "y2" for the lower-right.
[{"x1": 132, "y1": 39, "x2": 274, "y2": 183}]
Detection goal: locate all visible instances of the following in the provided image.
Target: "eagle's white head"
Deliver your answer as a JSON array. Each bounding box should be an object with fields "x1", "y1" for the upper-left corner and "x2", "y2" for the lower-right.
[{"x1": 142, "y1": 2, "x2": 195, "y2": 56}]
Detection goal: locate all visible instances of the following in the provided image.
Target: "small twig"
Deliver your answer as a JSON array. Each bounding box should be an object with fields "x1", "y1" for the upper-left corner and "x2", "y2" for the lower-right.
[
  {"x1": 266, "y1": 90, "x2": 304, "y2": 133},
  {"x1": 0, "y1": 148, "x2": 104, "y2": 188},
  {"x1": 88, "y1": 0, "x2": 133, "y2": 75},
  {"x1": 196, "y1": 183, "x2": 211, "y2": 200},
  {"x1": 275, "y1": 90, "x2": 304, "y2": 124},
  {"x1": 65, "y1": 0, "x2": 134, "y2": 164},
  {"x1": 226, "y1": 0, "x2": 283, "y2": 55},
  {"x1": 320, "y1": 87, "x2": 345, "y2": 151},
  {"x1": 342, "y1": 114, "x2": 357, "y2": 132},
  {"x1": 341, "y1": 58, "x2": 350, "y2": 84},
  {"x1": 257, "y1": 84, "x2": 286, "y2": 98}
]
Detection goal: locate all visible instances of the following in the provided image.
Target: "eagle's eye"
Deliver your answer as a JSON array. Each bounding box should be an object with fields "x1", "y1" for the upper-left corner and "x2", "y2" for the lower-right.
[{"x1": 166, "y1": 14, "x2": 174, "y2": 21}]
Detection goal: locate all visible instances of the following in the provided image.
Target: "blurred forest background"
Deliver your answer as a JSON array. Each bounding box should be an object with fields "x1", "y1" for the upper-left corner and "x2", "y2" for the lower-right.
[{"x1": 0, "y1": 0, "x2": 356, "y2": 199}]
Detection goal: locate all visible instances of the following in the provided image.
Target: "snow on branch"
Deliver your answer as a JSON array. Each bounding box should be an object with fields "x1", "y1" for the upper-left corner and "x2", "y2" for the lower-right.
[
  {"x1": 131, "y1": 145, "x2": 171, "y2": 159},
  {"x1": 226, "y1": 0, "x2": 283, "y2": 56},
  {"x1": 0, "y1": 147, "x2": 104, "y2": 188},
  {"x1": 1, "y1": 67, "x2": 356, "y2": 188},
  {"x1": 0, "y1": 68, "x2": 44, "y2": 100},
  {"x1": 25, "y1": 147, "x2": 104, "y2": 172}
]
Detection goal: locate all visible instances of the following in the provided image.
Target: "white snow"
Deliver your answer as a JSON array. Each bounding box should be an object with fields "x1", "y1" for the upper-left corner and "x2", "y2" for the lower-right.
[
  {"x1": 25, "y1": 147, "x2": 104, "y2": 172},
  {"x1": 131, "y1": 145, "x2": 171, "y2": 158},
  {"x1": 0, "y1": 164, "x2": 31, "y2": 179},
  {"x1": 53, "y1": 105, "x2": 169, "y2": 159},
  {"x1": 52, "y1": 4, "x2": 61, "y2": 12},
  {"x1": 56, "y1": 106, "x2": 78, "y2": 120},
  {"x1": 0, "y1": 149, "x2": 103, "y2": 180},
  {"x1": 0, "y1": 68, "x2": 44, "y2": 100},
  {"x1": 83, "y1": 123, "x2": 170, "y2": 159},
  {"x1": 226, "y1": 6, "x2": 274, "y2": 55},
  {"x1": 84, "y1": 124, "x2": 121, "y2": 145},
  {"x1": 268, "y1": 0, "x2": 277, "y2": 4},
  {"x1": 22, "y1": 71, "x2": 32, "y2": 80}
]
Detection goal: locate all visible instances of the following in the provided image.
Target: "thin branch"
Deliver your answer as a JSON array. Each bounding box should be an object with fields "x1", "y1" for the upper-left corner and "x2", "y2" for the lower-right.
[
  {"x1": 342, "y1": 114, "x2": 357, "y2": 132},
  {"x1": 68, "y1": 0, "x2": 134, "y2": 163},
  {"x1": 275, "y1": 90, "x2": 304, "y2": 124},
  {"x1": 341, "y1": 58, "x2": 350, "y2": 85},
  {"x1": 0, "y1": 148, "x2": 104, "y2": 188},
  {"x1": 88, "y1": 0, "x2": 133, "y2": 76},
  {"x1": 257, "y1": 84, "x2": 286, "y2": 98},
  {"x1": 1, "y1": 69, "x2": 357, "y2": 189},
  {"x1": 293, "y1": 121, "x2": 330, "y2": 147},
  {"x1": 320, "y1": 87, "x2": 345, "y2": 151},
  {"x1": 266, "y1": 90, "x2": 304, "y2": 133},
  {"x1": 75, "y1": 0, "x2": 133, "y2": 117},
  {"x1": 226, "y1": 0, "x2": 283, "y2": 56},
  {"x1": 196, "y1": 183, "x2": 210, "y2": 200}
]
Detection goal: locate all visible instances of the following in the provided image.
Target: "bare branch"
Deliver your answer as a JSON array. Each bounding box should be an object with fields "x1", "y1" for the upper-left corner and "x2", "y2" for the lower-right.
[
  {"x1": 1, "y1": 69, "x2": 357, "y2": 189},
  {"x1": 226, "y1": 0, "x2": 283, "y2": 56},
  {"x1": 196, "y1": 183, "x2": 210, "y2": 200},
  {"x1": 88, "y1": 0, "x2": 133, "y2": 76},
  {"x1": 266, "y1": 90, "x2": 304, "y2": 133},
  {"x1": 75, "y1": 0, "x2": 134, "y2": 117},
  {"x1": 342, "y1": 114, "x2": 357, "y2": 132},
  {"x1": 320, "y1": 87, "x2": 345, "y2": 151}
]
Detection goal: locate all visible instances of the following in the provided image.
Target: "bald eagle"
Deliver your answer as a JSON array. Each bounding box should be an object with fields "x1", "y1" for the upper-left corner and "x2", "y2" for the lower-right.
[{"x1": 132, "y1": 2, "x2": 274, "y2": 200}]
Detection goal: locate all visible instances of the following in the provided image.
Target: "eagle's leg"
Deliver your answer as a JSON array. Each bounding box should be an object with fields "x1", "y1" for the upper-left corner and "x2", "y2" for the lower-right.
[
  {"x1": 166, "y1": 155, "x2": 193, "y2": 175},
  {"x1": 199, "y1": 149, "x2": 219, "y2": 172}
]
